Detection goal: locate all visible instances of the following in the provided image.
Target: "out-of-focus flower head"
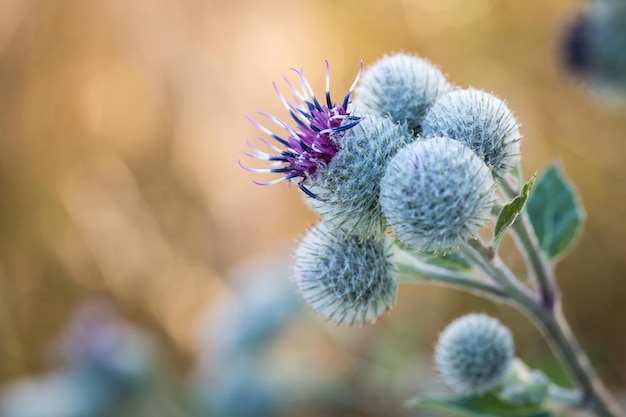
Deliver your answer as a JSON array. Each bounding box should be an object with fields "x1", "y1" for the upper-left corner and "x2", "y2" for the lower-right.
[
  {"x1": 1, "y1": 300, "x2": 158, "y2": 417},
  {"x1": 56, "y1": 300, "x2": 156, "y2": 392},
  {"x1": 562, "y1": 0, "x2": 626, "y2": 98},
  {"x1": 192, "y1": 253, "x2": 302, "y2": 417}
]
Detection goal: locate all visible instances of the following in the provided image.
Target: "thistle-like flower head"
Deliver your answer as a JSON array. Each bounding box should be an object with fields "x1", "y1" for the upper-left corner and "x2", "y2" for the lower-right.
[
  {"x1": 434, "y1": 313, "x2": 515, "y2": 395},
  {"x1": 307, "y1": 114, "x2": 413, "y2": 237},
  {"x1": 241, "y1": 61, "x2": 363, "y2": 199},
  {"x1": 422, "y1": 89, "x2": 521, "y2": 178},
  {"x1": 294, "y1": 222, "x2": 398, "y2": 325},
  {"x1": 355, "y1": 52, "x2": 452, "y2": 134},
  {"x1": 380, "y1": 137, "x2": 496, "y2": 252}
]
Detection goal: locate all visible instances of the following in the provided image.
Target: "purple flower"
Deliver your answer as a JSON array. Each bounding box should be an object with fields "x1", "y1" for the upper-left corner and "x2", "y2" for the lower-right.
[{"x1": 240, "y1": 61, "x2": 363, "y2": 199}]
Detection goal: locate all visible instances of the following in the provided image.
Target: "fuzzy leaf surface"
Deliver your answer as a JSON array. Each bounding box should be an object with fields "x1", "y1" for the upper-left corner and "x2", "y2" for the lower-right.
[{"x1": 526, "y1": 163, "x2": 585, "y2": 260}]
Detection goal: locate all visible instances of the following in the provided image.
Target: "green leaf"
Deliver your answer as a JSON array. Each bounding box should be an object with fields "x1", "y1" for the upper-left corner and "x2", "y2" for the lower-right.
[
  {"x1": 526, "y1": 163, "x2": 585, "y2": 260},
  {"x1": 407, "y1": 393, "x2": 555, "y2": 417},
  {"x1": 494, "y1": 175, "x2": 536, "y2": 250}
]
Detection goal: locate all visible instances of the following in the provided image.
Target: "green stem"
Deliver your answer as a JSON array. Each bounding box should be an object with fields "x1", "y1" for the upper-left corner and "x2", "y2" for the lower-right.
[
  {"x1": 531, "y1": 304, "x2": 625, "y2": 417},
  {"x1": 461, "y1": 240, "x2": 537, "y2": 304},
  {"x1": 500, "y1": 179, "x2": 558, "y2": 309},
  {"x1": 393, "y1": 246, "x2": 507, "y2": 301},
  {"x1": 548, "y1": 385, "x2": 582, "y2": 408},
  {"x1": 464, "y1": 238, "x2": 625, "y2": 417}
]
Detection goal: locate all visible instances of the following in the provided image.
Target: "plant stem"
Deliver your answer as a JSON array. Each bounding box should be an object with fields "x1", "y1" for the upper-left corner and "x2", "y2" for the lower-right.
[
  {"x1": 530, "y1": 303, "x2": 625, "y2": 417},
  {"x1": 393, "y1": 246, "x2": 507, "y2": 301},
  {"x1": 548, "y1": 384, "x2": 582, "y2": 407},
  {"x1": 461, "y1": 240, "x2": 537, "y2": 303},
  {"x1": 500, "y1": 179, "x2": 558, "y2": 309},
  {"x1": 511, "y1": 213, "x2": 558, "y2": 308},
  {"x1": 464, "y1": 238, "x2": 625, "y2": 417},
  {"x1": 395, "y1": 206, "x2": 624, "y2": 416}
]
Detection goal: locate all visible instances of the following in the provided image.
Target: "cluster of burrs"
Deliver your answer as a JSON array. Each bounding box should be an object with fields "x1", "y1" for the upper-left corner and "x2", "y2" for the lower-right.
[{"x1": 242, "y1": 52, "x2": 521, "y2": 326}]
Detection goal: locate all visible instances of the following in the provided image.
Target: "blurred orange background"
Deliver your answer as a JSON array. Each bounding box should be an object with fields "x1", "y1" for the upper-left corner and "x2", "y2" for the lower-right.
[{"x1": 0, "y1": 0, "x2": 625, "y2": 414}]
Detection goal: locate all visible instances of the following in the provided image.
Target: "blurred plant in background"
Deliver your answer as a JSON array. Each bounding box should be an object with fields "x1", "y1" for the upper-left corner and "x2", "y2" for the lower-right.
[
  {"x1": 1, "y1": 300, "x2": 166, "y2": 417},
  {"x1": 0, "y1": 0, "x2": 626, "y2": 416},
  {"x1": 561, "y1": 0, "x2": 626, "y2": 100}
]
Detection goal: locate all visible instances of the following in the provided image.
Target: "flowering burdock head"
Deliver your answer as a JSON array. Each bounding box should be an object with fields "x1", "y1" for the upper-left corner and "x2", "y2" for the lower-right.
[
  {"x1": 58, "y1": 301, "x2": 155, "y2": 392},
  {"x1": 379, "y1": 137, "x2": 496, "y2": 252},
  {"x1": 241, "y1": 61, "x2": 363, "y2": 199},
  {"x1": 561, "y1": 0, "x2": 626, "y2": 96},
  {"x1": 355, "y1": 52, "x2": 452, "y2": 134},
  {"x1": 422, "y1": 89, "x2": 521, "y2": 178},
  {"x1": 434, "y1": 314, "x2": 515, "y2": 395},
  {"x1": 307, "y1": 114, "x2": 413, "y2": 237},
  {"x1": 294, "y1": 222, "x2": 398, "y2": 325}
]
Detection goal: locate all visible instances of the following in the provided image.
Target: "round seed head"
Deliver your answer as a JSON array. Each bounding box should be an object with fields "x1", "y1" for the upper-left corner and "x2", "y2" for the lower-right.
[
  {"x1": 355, "y1": 52, "x2": 452, "y2": 134},
  {"x1": 422, "y1": 89, "x2": 521, "y2": 178},
  {"x1": 434, "y1": 314, "x2": 515, "y2": 395},
  {"x1": 380, "y1": 137, "x2": 496, "y2": 252},
  {"x1": 294, "y1": 223, "x2": 398, "y2": 325},
  {"x1": 307, "y1": 114, "x2": 413, "y2": 238}
]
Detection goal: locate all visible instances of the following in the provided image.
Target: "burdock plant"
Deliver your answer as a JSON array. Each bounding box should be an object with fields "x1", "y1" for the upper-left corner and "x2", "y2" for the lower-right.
[{"x1": 241, "y1": 53, "x2": 625, "y2": 417}]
